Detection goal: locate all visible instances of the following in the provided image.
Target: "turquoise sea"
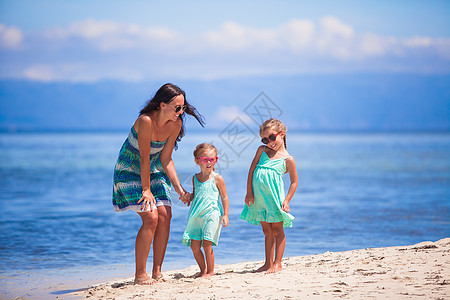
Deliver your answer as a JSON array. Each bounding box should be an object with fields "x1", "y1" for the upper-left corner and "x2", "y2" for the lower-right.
[{"x1": 1, "y1": 131, "x2": 449, "y2": 298}]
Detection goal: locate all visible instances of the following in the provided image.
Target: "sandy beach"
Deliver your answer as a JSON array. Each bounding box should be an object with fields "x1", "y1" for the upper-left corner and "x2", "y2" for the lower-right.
[{"x1": 69, "y1": 238, "x2": 449, "y2": 299}]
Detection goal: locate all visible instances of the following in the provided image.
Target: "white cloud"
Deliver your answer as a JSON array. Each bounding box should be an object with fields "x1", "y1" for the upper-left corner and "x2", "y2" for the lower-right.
[
  {"x1": 1, "y1": 17, "x2": 449, "y2": 82},
  {"x1": 207, "y1": 106, "x2": 255, "y2": 129},
  {"x1": 321, "y1": 16, "x2": 355, "y2": 40},
  {"x1": 0, "y1": 24, "x2": 23, "y2": 49},
  {"x1": 70, "y1": 19, "x2": 123, "y2": 39},
  {"x1": 403, "y1": 36, "x2": 432, "y2": 48},
  {"x1": 22, "y1": 62, "x2": 144, "y2": 83},
  {"x1": 44, "y1": 19, "x2": 178, "y2": 52},
  {"x1": 214, "y1": 106, "x2": 253, "y2": 123},
  {"x1": 278, "y1": 19, "x2": 315, "y2": 52},
  {"x1": 435, "y1": 38, "x2": 450, "y2": 60},
  {"x1": 23, "y1": 65, "x2": 54, "y2": 82},
  {"x1": 203, "y1": 22, "x2": 279, "y2": 53},
  {"x1": 316, "y1": 16, "x2": 356, "y2": 60},
  {"x1": 358, "y1": 33, "x2": 395, "y2": 57}
]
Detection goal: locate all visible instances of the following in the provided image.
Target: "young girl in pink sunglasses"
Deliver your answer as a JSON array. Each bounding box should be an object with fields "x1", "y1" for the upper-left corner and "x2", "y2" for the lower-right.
[
  {"x1": 240, "y1": 118, "x2": 298, "y2": 274},
  {"x1": 182, "y1": 143, "x2": 230, "y2": 278}
]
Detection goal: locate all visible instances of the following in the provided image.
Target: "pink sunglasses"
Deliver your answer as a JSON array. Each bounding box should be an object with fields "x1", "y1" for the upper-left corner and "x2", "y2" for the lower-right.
[{"x1": 197, "y1": 156, "x2": 219, "y2": 164}]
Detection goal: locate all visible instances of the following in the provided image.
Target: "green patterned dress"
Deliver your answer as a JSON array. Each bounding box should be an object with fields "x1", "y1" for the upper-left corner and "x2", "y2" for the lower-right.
[
  {"x1": 240, "y1": 149, "x2": 295, "y2": 227},
  {"x1": 112, "y1": 127, "x2": 171, "y2": 212}
]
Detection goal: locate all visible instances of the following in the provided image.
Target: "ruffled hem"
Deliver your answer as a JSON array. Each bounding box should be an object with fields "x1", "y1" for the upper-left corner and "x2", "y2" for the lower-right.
[
  {"x1": 240, "y1": 206, "x2": 294, "y2": 228},
  {"x1": 113, "y1": 201, "x2": 171, "y2": 213}
]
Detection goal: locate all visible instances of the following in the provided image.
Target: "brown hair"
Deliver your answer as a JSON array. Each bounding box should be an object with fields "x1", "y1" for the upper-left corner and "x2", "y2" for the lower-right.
[
  {"x1": 193, "y1": 143, "x2": 218, "y2": 158},
  {"x1": 259, "y1": 118, "x2": 287, "y2": 148},
  {"x1": 140, "y1": 83, "x2": 205, "y2": 150}
]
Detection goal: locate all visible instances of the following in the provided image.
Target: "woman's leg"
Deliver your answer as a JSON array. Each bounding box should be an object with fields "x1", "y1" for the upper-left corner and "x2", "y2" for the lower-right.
[
  {"x1": 254, "y1": 221, "x2": 274, "y2": 272},
  {"x1": 152, "y1": 205, "x2": 172, "y2": 279},
  {"x1": 190, "y1": 240, "x2": 206, "y2": 277},
  {"x1": 267, "y1": 221, "x2": 285, "y2": 274},
  {"x1": 135, "y1": 210, "x2": 158, "y2": 282},
  {"x1": 202, "y1": 240, "x2": 215, "y2": 277}
]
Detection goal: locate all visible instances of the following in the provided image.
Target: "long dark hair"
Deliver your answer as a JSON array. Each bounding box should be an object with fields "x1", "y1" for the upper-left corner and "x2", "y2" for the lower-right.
[{"x1": 140, "y1": 83, "x2": 205, "y2": 149}]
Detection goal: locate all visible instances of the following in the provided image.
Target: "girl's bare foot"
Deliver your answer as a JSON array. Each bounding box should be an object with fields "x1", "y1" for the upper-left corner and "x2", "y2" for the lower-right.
[
  {"x1": 253, "y1": 263, "x2": 271, "y2": 273},
  {"x1": 266, "y1": 264, "x2": 282, "y2": 274},
  {"x1": 134, "y1": 276, "x2": 154, "y2": 285},
  {"x1": 200, "y1": 272, "x2": 214, "y2": 278},
  {"x1": 153, "y1": 274, "x2": 166, "y2": 282}
]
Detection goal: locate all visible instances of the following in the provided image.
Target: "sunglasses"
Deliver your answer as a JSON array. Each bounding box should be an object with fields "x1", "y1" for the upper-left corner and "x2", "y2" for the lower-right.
[
  {"x1": 197, "y1": 156, "x2": 218, "y2": 164},
  {"x1": 261, "y1": 131, "x2": 281, "y2": 144},
  {"x1": 173, "y1": 104, "x2": 186, "y2": 113}
]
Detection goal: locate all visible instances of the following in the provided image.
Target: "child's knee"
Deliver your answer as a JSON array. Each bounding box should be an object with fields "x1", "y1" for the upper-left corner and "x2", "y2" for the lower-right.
[
  {"x1": 202, "y1": 240, "x2": 213, "y2": 251},
  {"x1": 190, "y1": 240, "x2": 202, "y2": 252},
  {"x1": 272, "y1": 225, "x2": 285, "y2": 238},
  {"x1": 261, "y1": 225, "x2": 273, "y2": 236}
]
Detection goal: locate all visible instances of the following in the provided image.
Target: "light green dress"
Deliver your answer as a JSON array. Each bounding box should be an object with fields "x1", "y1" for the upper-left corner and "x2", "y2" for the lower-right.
[
  {"x1": 182, "y1": 173, "x2": 224, "y2": 247},
  {"x1": 240, "y1": 149, "x2": 295, "y2": 228}
]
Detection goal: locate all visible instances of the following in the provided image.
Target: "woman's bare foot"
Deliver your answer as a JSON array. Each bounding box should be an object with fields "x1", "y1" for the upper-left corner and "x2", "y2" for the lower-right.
[
  {"x1": 266, "y1": 264, "x2": 282, "y2": 274},
  {"x1": 253, "y1": 263, "x2": 271, "y2": 273},
  {"x1": 152, "y1": 270, "x2": 167, "y2": 282},
  {"x1": 194, "y1": 271, "x2": 206, "y2": 278}
]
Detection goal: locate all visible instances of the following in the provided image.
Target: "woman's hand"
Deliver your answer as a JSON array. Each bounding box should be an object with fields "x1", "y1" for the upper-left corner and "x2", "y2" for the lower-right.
[
  {"x1": 221, "y1": 215, "x2": 229, "y2": 227},
  {"x1": 180, "y1": 192, "x2": 192, "y2": 206},
  {"x1": 281, "y1": 200, "x2": 290, "y2": 212},
  {"x1": 244, "y1": 194, "x2": 254, "y2": 207},
  {"x1": 138, "y1": 189, "x2": 156, "y2": 212}
]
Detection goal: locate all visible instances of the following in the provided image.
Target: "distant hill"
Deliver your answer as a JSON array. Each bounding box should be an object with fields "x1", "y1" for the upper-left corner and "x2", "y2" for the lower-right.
[{"x1": 0, "y1": 74, "x2": 448, "y2": 132}]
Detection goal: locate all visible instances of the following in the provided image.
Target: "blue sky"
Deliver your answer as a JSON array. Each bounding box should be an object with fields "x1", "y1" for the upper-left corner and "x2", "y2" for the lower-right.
[
  {"x1": 2, "y1": 1, "x2": 450, "y2": 36},
  {"x1": 0, "y1": 0, "x2": 449, "y2": 82}
]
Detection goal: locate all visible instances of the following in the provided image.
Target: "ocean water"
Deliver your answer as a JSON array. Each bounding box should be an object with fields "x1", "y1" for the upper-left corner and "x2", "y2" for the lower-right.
[{"x1": 0, "y1": 131, "x2": 449, "y2": 298}]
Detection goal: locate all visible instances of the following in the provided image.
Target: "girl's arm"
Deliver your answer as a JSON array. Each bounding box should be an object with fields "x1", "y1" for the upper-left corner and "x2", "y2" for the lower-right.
[
  {"x1": 159, "y1": 119, "x2": 188, "y2": 201},
  {"x1": 245, "y1": 146, "x2": 264, "y2": 207},
  {"x1": 282, "y1": 157, "x2": 298, "y2": 212},
  {"x1": 215, "y1": 174, "x2": 229, "y2": 227},
  {"x1": 136, "y1": 116, "x2": 155, "y2": 211},
  {"x1": 187, "y1": 175, "x2": 196, "y2": 205}
]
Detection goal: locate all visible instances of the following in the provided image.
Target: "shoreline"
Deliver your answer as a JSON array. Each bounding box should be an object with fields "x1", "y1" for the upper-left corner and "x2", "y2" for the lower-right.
[{"x1": 68, "y1": 238, "x2": 449, "y2": 299}]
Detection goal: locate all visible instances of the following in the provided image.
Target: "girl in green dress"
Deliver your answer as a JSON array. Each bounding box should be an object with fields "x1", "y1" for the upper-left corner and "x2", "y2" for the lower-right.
[
  {"x1": 182, "y1": 143, "x2": 230, "y2": 278},
  {"x1": 240, "y1": 118, "x2": 298, "y2": 274}
]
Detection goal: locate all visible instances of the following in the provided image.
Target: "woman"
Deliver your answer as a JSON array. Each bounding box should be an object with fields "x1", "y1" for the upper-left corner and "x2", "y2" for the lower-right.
[{"x1": 113, "y1": 83, "x2": 204, "y2": 284}]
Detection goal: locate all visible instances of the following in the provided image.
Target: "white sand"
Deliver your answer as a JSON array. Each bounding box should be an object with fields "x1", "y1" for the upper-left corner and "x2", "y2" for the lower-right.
[{"x1": 69, "y1": 238, "x2": 449, "y2": 299}]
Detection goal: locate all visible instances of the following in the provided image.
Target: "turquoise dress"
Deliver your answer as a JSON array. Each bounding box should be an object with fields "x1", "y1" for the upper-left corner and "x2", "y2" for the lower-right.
[
  {"x1": 182, "y1": 173, "x2": 224, "y2": 247},
  {"x1": 240, "y1": 149, "x2": 295, "y2": 228},
  {"x1": 112, "y1": 126, "x2": 172, "y2": 212}
]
